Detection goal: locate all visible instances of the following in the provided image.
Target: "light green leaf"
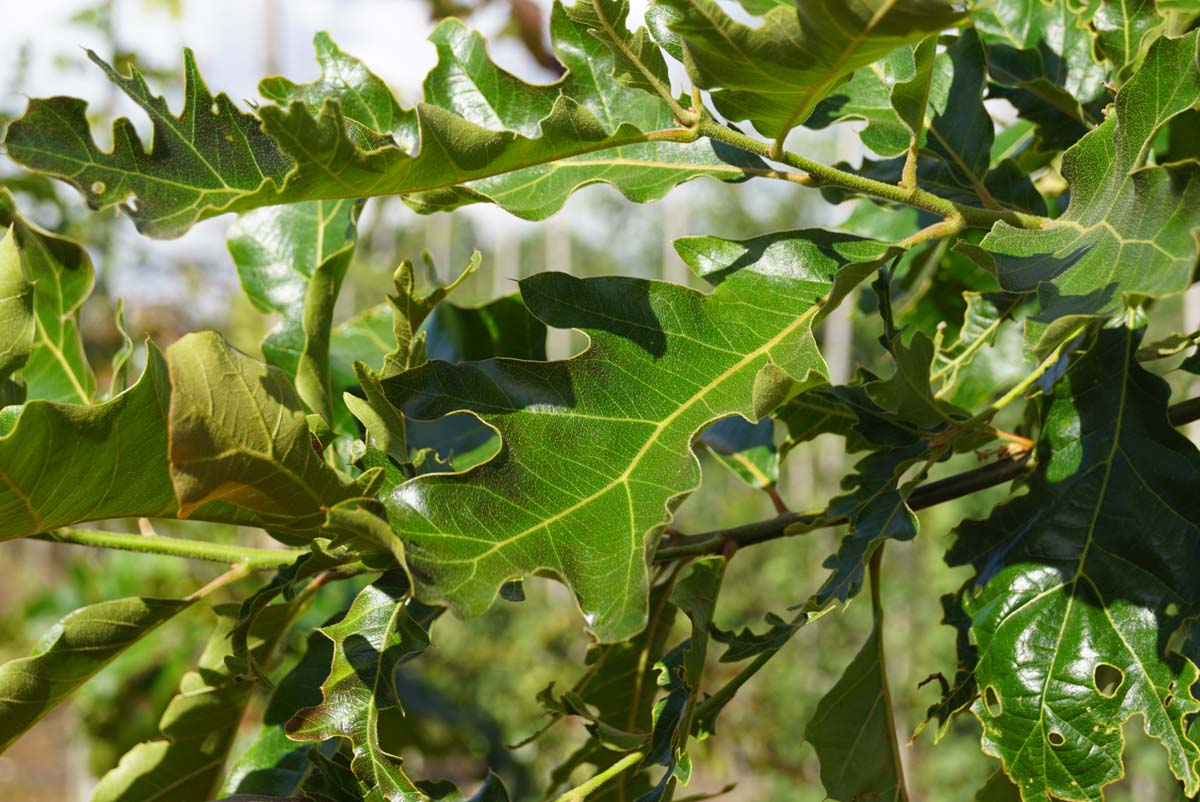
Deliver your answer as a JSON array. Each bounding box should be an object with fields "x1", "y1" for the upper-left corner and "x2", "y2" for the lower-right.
[
  {"x1": 228, "y1": 199, "x2": 363, "y2": 422},
  {"x1": 1081, "y1": 0, "x2": 1166, "y2": 83},
  {"x1": 92, "y1": 604, "x2": 293, "y2": 802},
  {"x1": 381, "y1": 231, "x2": 897, "y2": 641},
  {"x1": 405, "y1": 8, "x2": 765, "y2": 219},
  {"x1": 945, "y1": 327, "x2": 1200, "y2": 801},
  {"x1": 819, "y1": 30, "x2": 1046, "y2": 214},
  {"x1": 971, "y1": 31, "x2": 1200, "y2": 346},
  {"x1": 0, "y1": 345, "x2": 175, "y2": 541},
  {"x1": 0, "y1": 188, "x2": 96, "y2": 403},
  {"x1": 931, "y1": 292, "x2": 1027, "y2": 409},
  {"x1": 561, "y1": 0, "x2": 672, "y2": 99},
  {"x1": 654, "y1": 0, "x2": 965, "y2": 140},
  {"x1": 259, "y1": 31, "x2": 410, "y2": 147},
  {"x1": 806, "y1": 43, "x2": 925, "y2": 159},
  {"x1": 0, "y1": 596, "x2": 191, "y2": 753},
  {"x1": 807, "y1": 549, "x2": 909, "y2": 802},
  {"x1": 0, "y1": 225, "x2": 33, "y2": 385},
  {"x1": 286, "y1": 571, "x2": 438, "y2": 802}
]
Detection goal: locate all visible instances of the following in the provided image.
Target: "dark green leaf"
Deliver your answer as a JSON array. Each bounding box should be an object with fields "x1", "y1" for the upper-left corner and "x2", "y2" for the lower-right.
[
  {"x1": 699, "y1": 416, "x2": 778, "y2": 489},
  {"x1": 970, "y1": 31, "x2": 1200, "y2": 347},
  {"x1": 974, "y1": 0, "x2": 1110, "y2": 152},
  {"x1": 807, "y1": 550, "x2": 909, "y2": 802},
  {"x1": 946, "y1": 328, "x2": 1200, "y2": 801},
  {"x1": 287, "y1": 571, "x2": 438, "y2": 802},
  {"x1": 222, "y1": 628, "x2": 337, "y2": 798},
  {"x1": 639, "y1": 557, "x2": 724, "y2": 802}
]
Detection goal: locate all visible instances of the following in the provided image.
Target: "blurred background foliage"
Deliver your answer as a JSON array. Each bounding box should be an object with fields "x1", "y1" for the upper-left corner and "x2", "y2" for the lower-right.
[{"x1": 1, "y1": 1, "x2": 1198, "y2": 800}]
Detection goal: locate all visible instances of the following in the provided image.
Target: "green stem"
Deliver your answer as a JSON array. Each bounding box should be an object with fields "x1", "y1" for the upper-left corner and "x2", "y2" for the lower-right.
[
  {"x1": 549, "y1": 750, "x2": 645, "y2": 802},
  {"x1": 696, "y1": 120, "x2": 1047, "y2": 231},
  {"x1": 33, "y1": 528, "x2": 304, "y2": 570}
]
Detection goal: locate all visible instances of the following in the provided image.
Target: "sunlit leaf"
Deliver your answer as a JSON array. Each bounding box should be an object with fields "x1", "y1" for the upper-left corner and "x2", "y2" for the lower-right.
[
  {"x1": 382, "y1": 231, "x2": 897, "y2": 641},
  {"x1": 286, "y1": 571, "x2": 439, "y2": 802},
  {"x1": 946, "y1": 327, "x2": 1200, "y2": 801},
  {"x1": 969, "y1": 31, "x2": 1200, "y2": 348},
  {"x1": 654, "y1": 0, "x2": 965, "y2": 140},
  {"x1": 0, "y1": 188, "x2": 96, "y2": 403}
]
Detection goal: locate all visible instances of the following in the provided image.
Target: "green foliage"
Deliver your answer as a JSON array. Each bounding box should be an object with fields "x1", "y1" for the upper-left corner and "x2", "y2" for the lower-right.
[{"x1": 2, "y1": 1, "x2": 1200, "y2": 801}]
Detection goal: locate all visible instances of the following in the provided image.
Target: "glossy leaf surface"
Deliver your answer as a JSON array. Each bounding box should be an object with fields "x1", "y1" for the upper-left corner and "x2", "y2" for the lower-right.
[
  {"x1": 947, "y1": 328, "x2": 1200, "y2": 801},
  {"x1": 287, "y1": 571, "x2": 437, "y2": 802},
  {"x1": 655, "y1": 0, "x2": 965, "y2": 140}
]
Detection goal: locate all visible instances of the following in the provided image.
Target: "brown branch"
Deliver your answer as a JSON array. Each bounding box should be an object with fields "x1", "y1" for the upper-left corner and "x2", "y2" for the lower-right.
[{"x1": 655, "y1": 395, "x2": 1200, "y2": 562}]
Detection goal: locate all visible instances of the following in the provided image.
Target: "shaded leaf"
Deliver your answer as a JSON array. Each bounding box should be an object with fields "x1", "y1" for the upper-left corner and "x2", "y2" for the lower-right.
[
  {"x1": 699, "y1": 416, "x2": 778, "y2": 489},
  {"x1": 0, "y1": 596, "x2": 191, "y2": 753},
  {"x1": 639, "y1": 557, "x2": 725, "y2": 802},
  {"x1": 221, "y1": 628, "x2": 338, "y2": 798},
  {"x1": 974, "y1": 0, "x2": 1110, "y2": 152},
  {"x1": 807, "y1": 549, "x2": 909, "y2": 802},
  {"x1": 92, "y1": 604, "x2": 293, "y2": 802}
]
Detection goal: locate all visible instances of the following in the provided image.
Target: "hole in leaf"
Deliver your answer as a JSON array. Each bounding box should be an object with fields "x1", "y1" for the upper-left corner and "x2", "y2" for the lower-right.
[
  {"x1": 983, "y1": 685, "x2": 1001, "y2": 717},
  {"x1": 90, "y1": 181, "x2": 106, "y2": 195},
  {"x1": 1167, "y1": 602, "x2": 1181, "y2": 617},
  {"x1": 1048, "y1": 731, "x2": 1066, "y2": 747},
  {"x1": 1094, "y1": 663, "x2": 1124, "y2": 698}
]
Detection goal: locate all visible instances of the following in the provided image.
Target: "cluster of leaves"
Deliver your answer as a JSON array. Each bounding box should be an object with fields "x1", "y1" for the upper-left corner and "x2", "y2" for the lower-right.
[{"x1": 2, "y1": 0, "x2": 1200, "y2": 800}]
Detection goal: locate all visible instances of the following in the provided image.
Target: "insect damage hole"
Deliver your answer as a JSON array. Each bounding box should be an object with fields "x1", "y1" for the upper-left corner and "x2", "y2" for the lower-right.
[
  {"x1": 1048, "y1": 731, "x2": 1066, "y2": 747},
  {"x1": 983, "y1": 685, "x2": 1001, "y2": 717},
  {"x1": 1094, "y1": 663, "x2": 1124, "y2": 698}
]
